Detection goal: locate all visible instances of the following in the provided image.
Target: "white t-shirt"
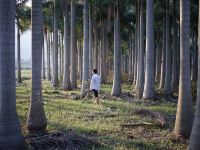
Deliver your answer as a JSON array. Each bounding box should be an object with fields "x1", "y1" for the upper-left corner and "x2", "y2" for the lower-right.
[{"x1": 90, "y1": 74, "x2": 101, "y2": 91}]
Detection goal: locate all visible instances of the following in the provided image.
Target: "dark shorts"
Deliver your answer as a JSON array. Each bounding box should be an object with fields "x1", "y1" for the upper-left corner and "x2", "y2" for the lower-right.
[{"x1": 92, "y1": 89, "x2": 98, "y2": 97}]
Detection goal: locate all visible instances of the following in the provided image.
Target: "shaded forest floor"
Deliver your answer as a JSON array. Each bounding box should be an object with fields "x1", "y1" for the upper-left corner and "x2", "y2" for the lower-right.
[{"x1": 16, "y1": 71, "x2": 188, "y2": 150}]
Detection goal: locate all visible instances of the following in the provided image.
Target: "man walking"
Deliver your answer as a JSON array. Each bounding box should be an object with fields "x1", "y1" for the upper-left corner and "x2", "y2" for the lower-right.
[{"x1": 90, "y1": 69, "x2": 101, "y2": 104}]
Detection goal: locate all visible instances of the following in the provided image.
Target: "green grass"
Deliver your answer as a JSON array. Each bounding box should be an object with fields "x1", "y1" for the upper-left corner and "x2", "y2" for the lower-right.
[{"x1": 16, "y1": 70, "x2": 188, "y2": 150}]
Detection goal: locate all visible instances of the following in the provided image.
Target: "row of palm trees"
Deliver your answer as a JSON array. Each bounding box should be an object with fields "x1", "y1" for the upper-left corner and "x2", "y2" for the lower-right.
[{"x1": 0, "y1": 0, "x2": 200, "y2": 149}]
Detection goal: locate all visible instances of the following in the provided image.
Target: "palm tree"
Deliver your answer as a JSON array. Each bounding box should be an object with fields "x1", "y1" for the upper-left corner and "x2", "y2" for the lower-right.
[
  {"x1": 70, "y1": 0, "x2": 77, "y2": 89},
  {"x1": 16, "y1": 6, "x2": 31, "y2": 83},
  {"x1": 111, "y1": 1, "x2": 121, "y2": 96},
  {"x1": 0, "y1": 0, "x2": 25, "y2": 148},
  {"x1": 143, "y1": 0, "x2": 155, "y2": 99},
  {"x1": 62, "y1": 0, "x2": 71, "y2": 90},
  {"x1": 81, "y1": 0, "x2": 89, "y2": 97},
  {"x1": 27, "y1": 0, "x2": 47, "y2": 133},
  {"x1": 189, "y1": 1, "x2": 200, "y2": 146},
  {"x1": 174, "y1": 0, "x2": 194, "y2": 138}
]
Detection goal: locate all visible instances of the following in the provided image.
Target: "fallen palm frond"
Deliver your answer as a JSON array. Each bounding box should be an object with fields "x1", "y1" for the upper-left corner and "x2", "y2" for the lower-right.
[
  {"x1": 121, "y1": 121, "x2": 162, "y2": 128},
  {"x1": 130, "y1": 109, "x2": 166, "y2": 127},
  {"x1": 26, "y1": 129, "x2": 101, "y2": 150}
]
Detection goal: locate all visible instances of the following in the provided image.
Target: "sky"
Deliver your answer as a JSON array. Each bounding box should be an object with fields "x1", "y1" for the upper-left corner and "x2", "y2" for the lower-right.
[{"x1": 15, "y1": 28, "x2": 31, "y2": 61}]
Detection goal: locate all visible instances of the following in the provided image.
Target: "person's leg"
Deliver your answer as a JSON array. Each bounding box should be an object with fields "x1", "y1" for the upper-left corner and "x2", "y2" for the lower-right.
[
  {"x1": 96, "y1": 96, "x2": 99, "y2": 105},
  {"x1": 93, "y1": 89, "x2": 99, "y2": 104}
]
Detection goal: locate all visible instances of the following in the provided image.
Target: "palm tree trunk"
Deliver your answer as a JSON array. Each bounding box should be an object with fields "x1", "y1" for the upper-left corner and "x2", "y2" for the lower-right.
[
  {"x1": 159, "y1": 24, "x2": 166, "y2": 89},
  {"x1": 135, "y1": 0, "x2": 140, "y2": 89},
  {"x1": 111, "y1": 2, "x2": 121, "y2": 96},
  {"x1": 61, "y1": 34, "x2": 64, "y2": 76},
  {"x1": 174, "y1": 0, "x2": 194, "y2": 138},
  {"x1": 53, "y1": 0, "x2": 59, "y2": 87},
  {"x1": 100, "y1": 21, "x2": 107, "y2": 83},
  {"x1": 128, "y1": 36, "x2": 133, "y2": 80},
  {"x1": 50, "y1": 32, "x2": 54, "y2": 83},
  {"x1": 143, "y1": 0, "x2": 155, "y2": 99},
  {"x1": 28, "y1": 0, "x2": 47, "y2": 134},
  {"x1": 171, "y1": 0, "x2": 179, "y2": 92},
  {"x1": 155, "y1": 43, "x2": 161, "y2": 81},
  {"x1": 0, "y1": 1, "x2": 25, "y2": 148},
  {"x1": 136, "y1": 0, "x2": 144, "y2": 99},
  {"x1": 189, "y1": 1, "x2": 200, "y2": 147},
  {"x1": 133, "y1": 33, "x2": 138, "y2": 85},
  {"x1": 191, "y1": 34, "x2": 198, "y2": 81},
  {"x1": 93, "y1": 7, "x2": 98, "y2": 69},
  {"x1": 81, "y1": 0, "x2": 89, "y2": 97},
  {"x1": 131, "y1": 33, "x2": 136, "y2": 80},
  {"x1": 46, "y1": 31, "x2": 51, "y2": 80},
  {"x1": 17, "y1": 27, "x2": 22, "y2": 83},
  {"x1": 59, "y1": 32, "x2": 62, "y2": 78},
  {"x1": 42, "y1": 32, "x2": 46, "y2": 80},
  {"x1": 77, "y1": 40, "x2": 82, "y2": 80},
  {"x1": 164, "y1": 0, "x2": 172, "y2": 96},
  {"x1": 70, "y1": 0, "x2": 77, "y2": 89},
  {"x1": 63, "y1": 0, "x2": 71, "y2": 90},
  {"x1": 89, "y1": 5, "x2": 92, "y2": 78}
]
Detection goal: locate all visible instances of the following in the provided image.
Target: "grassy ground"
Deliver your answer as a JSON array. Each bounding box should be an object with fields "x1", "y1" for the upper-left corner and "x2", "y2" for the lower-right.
[{"x1": 16, "y1": 70, "x2": 188, "y2": 150}]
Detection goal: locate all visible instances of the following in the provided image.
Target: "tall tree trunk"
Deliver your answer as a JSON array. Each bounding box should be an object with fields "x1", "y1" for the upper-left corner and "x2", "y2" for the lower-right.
[
  {"x1": 143, "y1": 0, "x2": 155, "y2": 99},
  {"x1": 46, "y1": 31, "x2": 51, "y2": 80},
  {"x1": 171, "y1": 0, "x2": 179, "y2": 92},
  {"x1": 135, "y1": 0, "x2": 140, "y2": 89},
  {"x1": 50, "y1": 33, "x2": 54, "y2": 83},
  {"x1": 81, "y1": 0, "x2": 89, "y2": 97},
  {"x1": 131, "y1": 33, "x2": 136, "y2": 81},
  {"x1": 111, "y1": 2, "x2": 121, "y2": 96},
  {"x1": 93, "y1": 7, "x2": 98, "y2": 69},
  {"x1": 0, "y1": 0, "x2": 25, "y2": 148},
  {"x1": 77, "y1": 40, "x2": 82, "y2": 81},
  {"x1": 164, "y1": 0, "x2": 172, "y2": 96},
  {"x1": 191, "y1": 34, "x2": 198, "y2": 81},
  {"x1": 70, "y1": 0, "x2": 77, "y2": 89},
  {"x1": 42, "y1": 32, "x2": 46, "y2": 80},
  {"x1": 133, "y1": 33, "x2": 138, "y2": 85},
  {"x1": 89, "y1": 5, "x2": 92, "y2": 78},
  {"x1": 128, "y1": 36, "x2": 133, "y2": 80},
  {"x1": 189, "y1": 0, "x2": 200, "y2": 147},
  {"x1": 136, "y1": 0, "x2": 144, "y2": 99},
  {"x1": 53, "y1": 0, "x2": 59, "y2": 87},
  {"x1": 100, "y1": 21, "x2": 106, "y2": 83},
  {"x1": 58, "y1": 32, "x2": 62, "y2": 78},
  {"x1": 105, "y1": 26, "x2": 109, "y2": 76},
  {"x1": 17, "y1": 27, "x2": 22, "y2": 83},
  {"x1": 28, "y1": 0, "x2": 47, "y2": 134},
  {"x1": 155, "y1": 43, "x2": 161, "y2": 80},
  {"x1": 63, "y1": 0, "x2": 71, "y2": 90},
  {"x1": 159, "y1": 24, "x2": 166, "y2": 89},
  {"x1": 61, "y1": 33, "x2": 64, "y2": 76},
  {"x1": 174, "y1": 0, "x2": 194, "y2": 138}
]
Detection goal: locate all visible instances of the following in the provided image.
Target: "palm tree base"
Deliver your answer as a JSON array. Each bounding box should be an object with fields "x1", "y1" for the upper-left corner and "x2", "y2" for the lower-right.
[{"x1": 28, "y1": 125, "x2": 47, "y2": 135}]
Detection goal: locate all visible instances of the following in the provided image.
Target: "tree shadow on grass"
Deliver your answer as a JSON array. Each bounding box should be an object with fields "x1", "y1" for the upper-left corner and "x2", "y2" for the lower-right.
[{"x1": 46, "y1": 121, "x2": 166, "y2": 150}]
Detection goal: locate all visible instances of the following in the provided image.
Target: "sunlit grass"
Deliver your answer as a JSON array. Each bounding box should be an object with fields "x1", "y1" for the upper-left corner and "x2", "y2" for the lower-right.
[{"x1": 16, "y1": 70, "x2": 188, "y2": 150}]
